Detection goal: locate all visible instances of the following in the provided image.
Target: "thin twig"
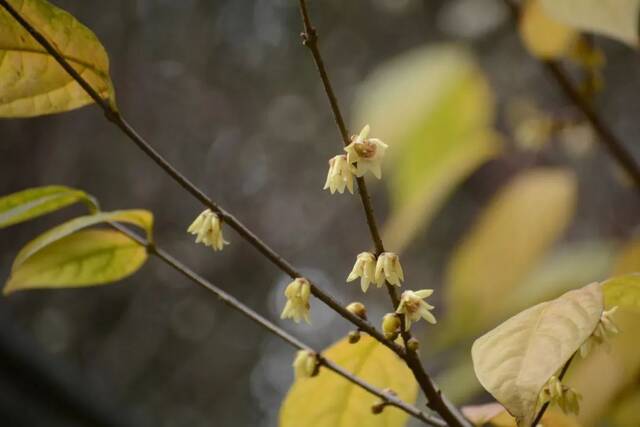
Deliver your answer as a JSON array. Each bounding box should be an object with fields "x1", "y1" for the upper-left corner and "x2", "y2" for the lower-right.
[
  {"x1": 502, "y1": 0, "x2": 640, "y2": 193},
  {"x1": 295, "y1": 2, "x2": 471, "y2": 426},
  {"x1": 0, "y1": 0, "x2": 407, "y2": 358},
  {"x1": 530, "y1": 354, "x2": 576, "y2": 426},
  {"x1": 110, "y1": 223, "x2": 443, "y2": 427}
]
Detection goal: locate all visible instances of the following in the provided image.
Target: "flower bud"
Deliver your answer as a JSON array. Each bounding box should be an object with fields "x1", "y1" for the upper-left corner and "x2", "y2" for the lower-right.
[
  {"x1": 371, "y1": 402, "x2": 385, "y2": 415},
  {"x1": 407, "y1": 337, "x2": 420, "y2": 352},
  {"x1": 348, "y1": 330, "x2": 361, "y2": 344},
  {"x1": 346, "y1": 302, "x2": 367, "y2": 320},
  {"x1": 382, "y1": 313, "x2": 401, "y2": 339}
]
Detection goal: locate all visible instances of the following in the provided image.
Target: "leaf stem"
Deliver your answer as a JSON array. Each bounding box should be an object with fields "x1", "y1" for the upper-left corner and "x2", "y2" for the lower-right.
[
  {"x1": 296, "y1": 2, "x2": 471, "y2": 426},
  {"x1": 110, "y1": 222, "x2": 444, "y2": 427}
]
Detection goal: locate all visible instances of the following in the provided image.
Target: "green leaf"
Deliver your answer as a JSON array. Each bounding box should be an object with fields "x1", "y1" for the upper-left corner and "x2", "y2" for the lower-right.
[
  {"x1": 602, "y1": 274, "x2": 640, "y2": 312},
  {"x1": 4, "y1": 229, "x2": 147, "y2": 294},
  {"x1": 352, "y1": 44, "x2": 501, "y2": 253},
  {"x1": 0, "y1": 185, "x2": 97, "y2": 228},
  {"x1": 471, "y1": 282, "x2": 603, "y2": 427},
  {"x1": 444, "y1": 168, "x2": 577, "y2": 333},
  {"x1": 540, "y1": 0, "x2": 640, "y2": 47},
  {"x1": 0, "y1": 0, "x2": 116, "y2": 117},
  {"x1": 12, "y1": 209, "x2": 153, "y2": 270},
  {"x1": 279, "y1": 335, "x2": 418, "y2": 427}
]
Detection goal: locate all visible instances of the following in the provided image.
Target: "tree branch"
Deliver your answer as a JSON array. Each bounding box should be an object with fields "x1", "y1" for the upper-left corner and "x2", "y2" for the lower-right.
[
  {"x1": 110, "y1": 223, "x2": 443, "y2": 427},
  {"x1": 502, "y1": 0, "x2": 640, "y2": 193},
  {"x1": 296, "y1": 2, "x2": 471, "y2": 426},
  {"x1": 0, "y1": 0, "x2": 407, "y2": 360}
]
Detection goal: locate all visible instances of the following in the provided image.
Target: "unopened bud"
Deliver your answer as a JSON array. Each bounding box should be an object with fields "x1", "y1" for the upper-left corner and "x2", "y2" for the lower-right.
[
  {"x1": 382, "y1": 313, "x2": 401, "y2": 339},
  {"x1": 371, "y1": 401, "x2": 385, "y2": 415},
  {"x1": 348, "y1": 330, "x2": 361, "y2": 344},
  {"x1": 346, "y1": 302, "x2": 368, "y2": 320},
  {"x1": 407, "y1": 337, "x2": 420, "y2": 351}
]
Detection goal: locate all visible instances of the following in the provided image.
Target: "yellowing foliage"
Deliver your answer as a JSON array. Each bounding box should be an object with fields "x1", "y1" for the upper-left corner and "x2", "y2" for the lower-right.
[{"x1": 520, "y1": 0, "x2": 578, "y2": 59}]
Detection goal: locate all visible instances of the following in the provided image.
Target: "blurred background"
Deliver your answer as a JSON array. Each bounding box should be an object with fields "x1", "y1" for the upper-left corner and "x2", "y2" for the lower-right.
[{"x1": 1, "y1": 0, "x2": 639, "y2": 426}]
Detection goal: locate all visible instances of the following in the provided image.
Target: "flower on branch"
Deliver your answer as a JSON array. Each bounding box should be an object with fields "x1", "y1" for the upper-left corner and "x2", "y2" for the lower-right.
[
  {"x1": 346, "y1": 252, "x2": 376, "y2": 292},
  {"x1": 538, "y1": 375, "x2": 582, "y2": 415},
  {"x1": 375, "y1": 252, "x2": 404, "y2": 287},
  {"x1": 281, "y1": 278, "x2": 312, "y2": 324},
  {"x1": 396, "y1": 290, "x2": 436, "y2": 330},
  {"x1": 293, "y1": 350, "x2": 318, "y2": 379},
  {"x1": 324, "y1": 154, "x2": 355, "y2": 194},
  {"x1": 344, "y1": 124, "x2": 388, "y2": 179},
  {"x1": 187, "y1": 209, "x2": 228, "y2": 251},
  {"x1": 579, "y1": 305, "x2": 619, "y2": 358}
]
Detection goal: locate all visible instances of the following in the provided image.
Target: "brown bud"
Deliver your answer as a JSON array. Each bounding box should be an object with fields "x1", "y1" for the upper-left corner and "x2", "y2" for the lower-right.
[
  {"x1": 346, "y1": 302, "x2": 367, "y2": 320},
  {"x1": 407, "y1": 337, "x2": 419, "y2": 352},
  {"x1": 348, "y1": 330, "x2": 361, "y2": 344}
]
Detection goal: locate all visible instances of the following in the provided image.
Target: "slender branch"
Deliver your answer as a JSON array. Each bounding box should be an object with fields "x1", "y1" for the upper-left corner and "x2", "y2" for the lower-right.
[
  {"x1": 530, "y1": 354, "x2": 576, "y2": 426},
  {"x1": 110, "y1": 223, "x2": 443, "y2": 427},
  {"x1": 0, "y1": 0, "x2": 408, "y2": 359},
  {"x1": 296, "y1": 2, "x2": 471, "y2": 427},
  {"x1": 502, "y1": 0, "x2": 640, "y2": 193}
]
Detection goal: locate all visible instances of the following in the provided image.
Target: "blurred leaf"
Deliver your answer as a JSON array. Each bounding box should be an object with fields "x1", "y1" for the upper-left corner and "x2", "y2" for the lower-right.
[
  {"x1": 444, "y1": 168, "x2": 577, "y2": 333},
  {"x1": 520, "y1": 0, "x2": 578, "y2": 59},
  {"x1": 603, "y1": 274, "x2": 640, "y2": 312},
  {"x1": 437, "y1": 354, "x2": 481, "y2": 405},
  {"x1": 4, "y1": 229, "x2": 147, "y2": 294},
  {"x1": 279, "y1": 335, "x2": 417, "y2": 427},
  {"x1": 0, "y1": 0, "x2": 116, "y2": 117},
  {"x1": 0, "y1": 186, "x2": 97, "y2": 228},
  {"x1": 540, "y1": 0, "x2": 640, "y2": 47},
  {"x1": 462, "y1": 403, "x2": 581, "y2": 427},
  {"x1": 472, "y1": 282, "x2": 603, "y2": 427},
  {"x1": 610, "y1": 390, "x2": 640, "y2": 427},
  {"x1": 352, "y1": 44, "x2": 500, "y2": 253},
  {"x1": 12, "y1": 209, "x2": 153, "y2": 270}
]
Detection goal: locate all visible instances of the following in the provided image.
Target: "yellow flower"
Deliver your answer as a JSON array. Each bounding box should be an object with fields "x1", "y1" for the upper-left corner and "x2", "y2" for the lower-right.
[
  {"x1": 396, "y1": 290, "x2": 436, "y2": 330},
  {"x1": 187, "y1": 209, "x2": 228, "y2": 251},
  {"x1": 346, "y1": 252, "x2": 376, "y2": 292},
  {"x1": 538, "y1": 375, "x2": 582, "y2": 415},
  {"x1": 324, "y1": 154, "x2": 355, "y2": 194},
  {"x1": 281, "y1": 278, "x2": 312, "y2": 324},
  {"x1": 579, "y1": 306, "x2": 619, "y2": 358},
  {"x1": 293, "y1": 350, "x2": 318, "y2": 379},
  {"x1": 374, "y1": 252, "x2": 404, "y2": 287},
  {"x1": 344, "y1": 124, "x2": 388, "y2": 179}
]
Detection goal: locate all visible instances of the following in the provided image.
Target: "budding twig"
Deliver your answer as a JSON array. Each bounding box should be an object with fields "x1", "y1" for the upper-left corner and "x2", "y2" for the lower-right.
[
  {"x1": 109, "y1": 222, "x2": 443, "y2": 427},
  {"x1": 530, "y1": 354, "x2": 576, "y2": 427}
]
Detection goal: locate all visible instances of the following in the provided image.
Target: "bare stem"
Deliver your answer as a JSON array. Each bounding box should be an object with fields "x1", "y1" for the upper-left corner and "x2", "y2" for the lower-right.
[
  {"x1": 0, "y1": 0, "x2": 407, "y2": 359},
  {"x1": 502, "y1": 0, "x2": 640, "y2": 193},
  {"x1": 110, "y1": 223, "x2": 443, "y2": 427},
  {"x1": 296, "y1": 2, "x2": 471, "y2": 426},
  {"x1": 530, "y1": 354, "x2": 576, "y2": 426}
]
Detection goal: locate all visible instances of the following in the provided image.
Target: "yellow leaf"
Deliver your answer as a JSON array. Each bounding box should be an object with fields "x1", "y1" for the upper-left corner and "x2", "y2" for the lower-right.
[
  {"x1": 352, "y1": 44, "x2": 500, "y2": 253},
  {"x1": 602, "y1": 273, "x2": 640, "y2": 313},
  {"x1": 540, "y1": 0, "x2": 640, "y2": 47},
  {"x1": 11, "y1": 209, "x2": 153, "y2": 271},
  {"x1": 444, "y1": 168, "x2": 577, "y2": 332},
  {"x1": 519, "y1": 0, "x2": 578, "y2": 59},
  {"x1": 4, "y1": 229, "x2": 147, "y2": 293},
  {"x1": 0, "y1": 0, "x2": 116, "y2": 117},
  {"x1": 279, "y1": 335, "x2": 418, "y2": 427},
  {"x1": 0, "y1": 185, "x2": 97, "y2": 228},
  {"x1": 471, "y1": 282, "x2": 603, "y2": 427},
  {"x1": 462, "y1": 403, "x2": 582, "y2": 427}
]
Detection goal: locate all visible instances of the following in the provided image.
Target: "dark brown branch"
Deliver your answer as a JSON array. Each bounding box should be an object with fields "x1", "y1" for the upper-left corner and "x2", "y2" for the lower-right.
[
  {"x1": 502, "y1": 0, "x2": 640, "y2": 193},
  {"x1": 530, "y1": 354, "x2": 576, "y2": 427},
  {"x1": 110, "y1": 223, "x2": 443, "y2": 427},
  {"x1": 296, "y1": 2, "x2": 471, "y2": 426},
  {"x1": 0, "y1": 0, "x2": 407, "y2": 359}
]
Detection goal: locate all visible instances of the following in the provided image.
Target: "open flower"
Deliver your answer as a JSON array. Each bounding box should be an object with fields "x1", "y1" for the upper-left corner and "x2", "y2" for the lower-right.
[
  {"x1": 324, "y1": 154, "x2": 355, "y2": 194},
  {"x1": 281, "y1": 278, "x2": 311, "y2": 324},
  {"x1": 374, "y1": 252, "x2": 404, "y2": 287},
  {"x1": 579, "y1": 306, "x2": 619, "y2": 358},
  {"x1": 293, "y1": 350, "x2": 318, "y2": 379},
  {"x1": 346, "y1": 252, "x2": 376, "y2": 292},
  {"x1": 538, "y1": 375, "x2": 582, "y2": 415},
  {"x1": 187, "y1": 209, "x2": 228, "y2": 251},
  {"x1": 396, "y1": 290, "x2": 436, "y2": 330},
  {"x1": 344, "y1": 124, "x2": 388, "y2": 179}
]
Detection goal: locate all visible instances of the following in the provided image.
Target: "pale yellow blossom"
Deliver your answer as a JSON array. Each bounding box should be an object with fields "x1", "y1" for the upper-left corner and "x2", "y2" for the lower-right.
[
  {"x1": 396, "y1": 289, "x2": 436, "y2": 330},
  {"x1": 374, "y1": 252, "x2": 404, "y2": 287},
  {"x1": 281, "y1": 278, "x2": 312, "y2": 324},
  {"x1": 538, "y1": 375, "x2": 582, "y2": 415},
  {"x1": 580, "y1": 306, "x2": 619, "y2": 358},
  {"x1": 344, "y1": 124, "x2": 388, "y2": 179},
  {"x1": 324, "y1": 154, "x2": 355, "y2": 194},
  {"x1": 187, "y1": 209, "x2": 228, "y2": 251},
  {"x1": 346, "y1": 252, "x2": 376, "y2": 292}
]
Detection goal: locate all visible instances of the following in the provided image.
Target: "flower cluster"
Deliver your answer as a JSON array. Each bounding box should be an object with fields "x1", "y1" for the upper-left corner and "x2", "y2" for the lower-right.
[
  {"x1": 323, "y1": 125, "x2": 388, "y2": 196},
  {"x1": 187, "y1": 209, "x2": 228, "y2": 251},
  {"x1": 281, "y1": 278, "x2": 312, "y2": 324},
  {"x1": 538, "y1": 375, "x2": 582, "y2": 415},
  {"x1": 396, "y1": 290, "x2": 437, "y2": 330},
  {"x1": 347, "y1": 251, "x2": 404, "y2": 292},
  {"x1": 292, "y1": 350, "x2": 318, "y2": 379},
  {"x1": 579, "y1": 306, "x2": 619, "y2": 357}
]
